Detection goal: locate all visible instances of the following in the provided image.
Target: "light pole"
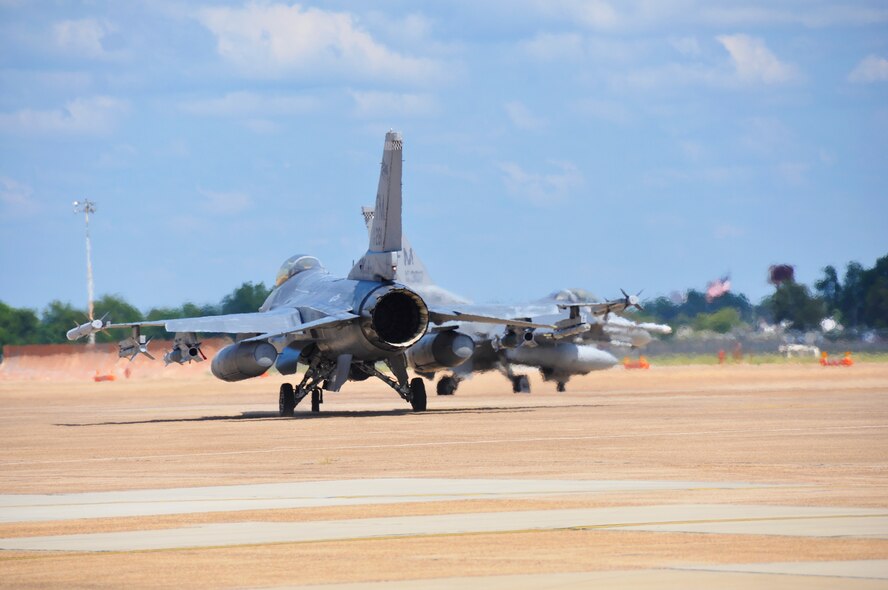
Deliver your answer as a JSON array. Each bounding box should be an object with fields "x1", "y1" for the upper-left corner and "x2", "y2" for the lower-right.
[{"x1": 73, "y1": 199, "x2": 97, "y2": 345}]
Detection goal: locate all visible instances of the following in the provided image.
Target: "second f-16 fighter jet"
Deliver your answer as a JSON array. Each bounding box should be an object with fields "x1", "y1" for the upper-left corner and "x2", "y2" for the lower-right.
[
  {"x1": 66, "y1": 131, "x2": 545, "y2": 416},
  {"x1": 360, "y1": 209, "x2": 664, "y2": 394}
]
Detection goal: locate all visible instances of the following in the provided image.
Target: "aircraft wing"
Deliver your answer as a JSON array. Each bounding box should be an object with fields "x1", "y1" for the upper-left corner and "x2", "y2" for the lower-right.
[
  {"x1": 429, "y1": 309, "x2": 551, "y2": 330},
  {"x1": 102, "y1": 308, "x2": 304, "y2": 336},
  {"x1": 239, "y1": 313, "x2": 359, "y2": 343},
  {"x1": 68, "y1": 307, "x2": 357, "y2": 343},
  {"x1": 557, "y1": 291, "x2": 643, "y2": 318}
]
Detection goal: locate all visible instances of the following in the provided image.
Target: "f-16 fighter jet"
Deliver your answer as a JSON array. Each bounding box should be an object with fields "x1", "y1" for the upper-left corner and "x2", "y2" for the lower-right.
[
  {"x1": 66, "y1": 131, "x2": 546, "y2": 416},
  {"x1": 361, "y1": 209, "x2": 668, "y2": 394}
]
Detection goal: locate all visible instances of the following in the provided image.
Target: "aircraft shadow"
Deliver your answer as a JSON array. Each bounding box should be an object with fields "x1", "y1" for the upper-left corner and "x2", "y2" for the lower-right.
[{"x1": 54, "y1": 404, "x2": 600, "y2": 427}]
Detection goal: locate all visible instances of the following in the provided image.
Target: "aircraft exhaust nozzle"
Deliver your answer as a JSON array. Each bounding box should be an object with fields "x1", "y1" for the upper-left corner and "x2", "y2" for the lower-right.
[
  {"x1": 66, "y1": 319, "x2": 104, "y2": 341},
  {"x1": 359, "y1": 286, "x2": 429, "y2": 351}
]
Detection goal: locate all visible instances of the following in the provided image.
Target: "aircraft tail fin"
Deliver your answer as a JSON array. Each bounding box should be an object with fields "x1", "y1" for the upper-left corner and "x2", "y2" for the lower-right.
[
  {"x1": 362, "y1": 206, "x2": 433, "y2": 286},
  {"x1": 370, "y1": 131, "x2": 402, "y2": 253},
  {"x1": 349, "y1": 131, "x2": 403, "y2": 281}
]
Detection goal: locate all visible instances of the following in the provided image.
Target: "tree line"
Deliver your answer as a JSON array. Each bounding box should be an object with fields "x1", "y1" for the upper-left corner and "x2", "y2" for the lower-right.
[
  {"x1": 635, "y1": 254, "x2": 887, "y2": 334},
  {"x1": 0, "y1": 282, "x2": 271, "y2": 348},
  {"x1": 2, "y1": 255, "x2": 886, "y2": 349}
]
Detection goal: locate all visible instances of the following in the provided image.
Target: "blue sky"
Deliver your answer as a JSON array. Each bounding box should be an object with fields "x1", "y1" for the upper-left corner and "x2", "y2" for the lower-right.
[{"x1": 1, "y1": 1, "x2": 886, "y2": 312}]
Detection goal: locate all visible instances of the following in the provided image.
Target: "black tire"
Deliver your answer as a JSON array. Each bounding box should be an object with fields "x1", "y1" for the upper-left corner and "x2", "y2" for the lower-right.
[
  {"x1": 513, "y1": 375, "x2": 530, "y2": 394},
  {"x1": 311, "y1": 388, "x2": 321, "y2": 413},
  {"x1": 279, "y1": 383, "x2": 295, "y2": 417},
  {"x1": 556, "y1": 382, "x2": 566, "y2": 393},
  {"x1": 436, "y1": 376, "x2": 457, "y2": 396},
  {"x1": 410, "y1": 378, "x2": 427, "y2": 411}
]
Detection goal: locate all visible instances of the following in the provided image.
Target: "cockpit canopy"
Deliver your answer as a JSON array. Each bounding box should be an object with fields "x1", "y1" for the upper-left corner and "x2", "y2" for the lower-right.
[{"x1": 275, "y1": 255, "x2": 324, "y2": 287}]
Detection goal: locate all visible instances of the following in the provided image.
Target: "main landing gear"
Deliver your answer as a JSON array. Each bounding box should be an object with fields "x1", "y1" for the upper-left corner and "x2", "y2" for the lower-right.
[
  {"x1": 436, "y1": 375, "x2": 459, "y2": 396},
  {"x1": 511, "y1": 374, "x2": 531, "y2": 394},
  {"x1": 277, "y1": 352, "x2": 427, "y2": 417}
]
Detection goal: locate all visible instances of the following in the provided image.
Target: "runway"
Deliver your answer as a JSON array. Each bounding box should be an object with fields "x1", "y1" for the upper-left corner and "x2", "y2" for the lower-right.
[
  {"x1": 0, "y1": 477, "x2": 766, "y2": 523},
  {"x1": 1, "y1": 364, "x2": 886, "y2": 588},
  {"x1": 3, "y1": 500, "x2": 887, "y2": 551}
]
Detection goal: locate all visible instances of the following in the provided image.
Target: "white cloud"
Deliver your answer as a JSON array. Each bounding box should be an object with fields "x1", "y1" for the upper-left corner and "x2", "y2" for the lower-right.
[
  {"x1": 740, "y1": 117, "x2": 793, "y2": 156},
  {"x1": 198, "y1": 4, "x2": 442, "y2": 83},
  {"x1": 504, "y1": 101, "x2": 546, "y2": 130},
  {"x1": 848, "y1": 55, "x2": 888, "y2": 83},
  {"x1": 499, "y1": 160, "x2": 583, "y2": 205},
  {"x1": 573, "y1": 99, "x2": 632, "y2": 124},
  {"x1": 717, "y1": 34, "x2": 799, "y2": 84},
  {"x1": 618, "y1": 35, "x2": 799, "y2": 90},
  {"x1": 242, "y1": 119, "x2": 280, "y2": 134},
  {"x1": 52, "y1": 18, "x2": 118, "y2": 59},
  {"x1": 180, "y1": 92, "x2": 317, "y2": 116},
  {"x1": 616, "y1": 62, "x2": 721, "y2": 90},
  {"x1": 714, "y1": 224, "x2": 745, "y2": 239},
  {"x1": 669, "y1": 36, "x2": 701, "y2": 56},
  {"x1": 198, "y1": 189, "x2": 253, "y2": 215},
  {"x1": 521, "y1": 32, "x2": 643, "y2": 63},
  {"x1": 776, "y1": 161, "x2": 809, "y2": 185},
  {"x1": 349, "y1": 91, "x2": 438, "y2": 118},
  {"x1": 96, "y1": 144, "x2": 137, "y2": 168},
  {"x1": 0, "y1": 96, "x2": 129, "y2": 136},
  {"x1": 643, "y1": 165, "x2": 747, "y2": 188},
  {"x1": 0, "y1": 176, "x2": 39, "y2": 217},
  {"x1": 699, "y1": 5, "x2": 888, "y2": 28},
  {"x1": 521, "y1": 32, "x2": 584, "y2": 61},
  {"x1": 679, "y1": 140, "x2": 706, "y2": 161},
  {"x1": 530, "y1": 0, "x2": 619, "y2": 29}
]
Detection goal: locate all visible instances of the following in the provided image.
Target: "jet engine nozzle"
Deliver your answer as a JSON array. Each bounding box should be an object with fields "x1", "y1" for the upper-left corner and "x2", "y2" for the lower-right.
[{"x1": 359, "y1": 286, "x2": 429, "y2": 351}]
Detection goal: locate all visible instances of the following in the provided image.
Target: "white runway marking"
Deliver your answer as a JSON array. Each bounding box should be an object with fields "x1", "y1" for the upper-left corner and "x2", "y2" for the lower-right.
[
  {"x1": 0, "y1": 478, "x2": 766, "y2": 523},
  {"x1": 675, "y1": 560, "x2": 888, "y2": 580},
  {"x1": 3, "y1": 424, "x2": 885, "y2": 467},
  {"x1": 2, "y1": 504, "x2": 885, "y2": 552},
  {"x1": 268, "y1": 565, "x2": 888, "y2": 590}
]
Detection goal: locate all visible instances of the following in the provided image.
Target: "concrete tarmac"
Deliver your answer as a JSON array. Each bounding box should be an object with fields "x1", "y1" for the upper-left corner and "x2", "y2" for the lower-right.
[
  {"x1": 1, "y1": 364, "x2": 886, "y2": 589},
  {"x1": 2, "y1": 502, "x2": 886, "y2": 551},
  {"x1": 0, "y1": 478, "x2": 766, "y2": 523},
  {"x1": 271, "y1": 566, "x2": 888, "y2": 589}
]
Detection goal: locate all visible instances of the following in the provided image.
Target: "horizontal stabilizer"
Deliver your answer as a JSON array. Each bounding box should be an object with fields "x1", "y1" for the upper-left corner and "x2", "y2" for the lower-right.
[
  {"x1": 429, "y1": 309, "x2": 552, "y2": 330},
  {"x1": 240, "y1": 313, "x2": 358, "y2": 343}
]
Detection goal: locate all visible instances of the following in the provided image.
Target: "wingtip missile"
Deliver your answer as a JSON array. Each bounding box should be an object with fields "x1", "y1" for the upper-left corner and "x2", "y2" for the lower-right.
[
  {"x1": 66, "y1": 319, "x2": 105, "y2": 341},
  {"x1": 620, "y1": 288, "x2": 644, "y2": 312}
]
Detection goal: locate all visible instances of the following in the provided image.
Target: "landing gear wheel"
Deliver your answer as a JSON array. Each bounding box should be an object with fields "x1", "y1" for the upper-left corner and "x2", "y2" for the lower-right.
[
  {"x1": 279, "y1": 383, "x2": 295, "y2": 417},
  {"x1": 512, "y1": 375, "x2": 531, "y2": 394},
  {"x1": 410, "y1": 378, "x2": 427, "y2": 412},
  {"x1": 311, "y1": 387, "x2": 322, "y2": 413},
  {"x1": 556, "y1": 381, "x2": 566, "y2": 393},
  {"x1": 436, "y1": 376, "x2": 457, "y2": 396}
]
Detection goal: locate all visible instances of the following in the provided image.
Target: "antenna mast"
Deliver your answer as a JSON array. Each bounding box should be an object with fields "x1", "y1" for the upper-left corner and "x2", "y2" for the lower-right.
[{"x1": 73, "y1": 199, "x2": 97, "y2": 345}]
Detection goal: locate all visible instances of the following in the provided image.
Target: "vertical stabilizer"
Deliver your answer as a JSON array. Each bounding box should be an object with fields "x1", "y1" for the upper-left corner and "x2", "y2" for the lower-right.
[
  {"x1": 370, "y1": 131, "x2": 402, "y2": 252},
  {"x1": 349, "y1": 131, "x2": 404, "y2": 282},
  {"x1": 361, "y1": 206, "x2": 469, "y2": 305},
  {"x1": 362, "y1": 207, "x2": 433, "y2": 286}
]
